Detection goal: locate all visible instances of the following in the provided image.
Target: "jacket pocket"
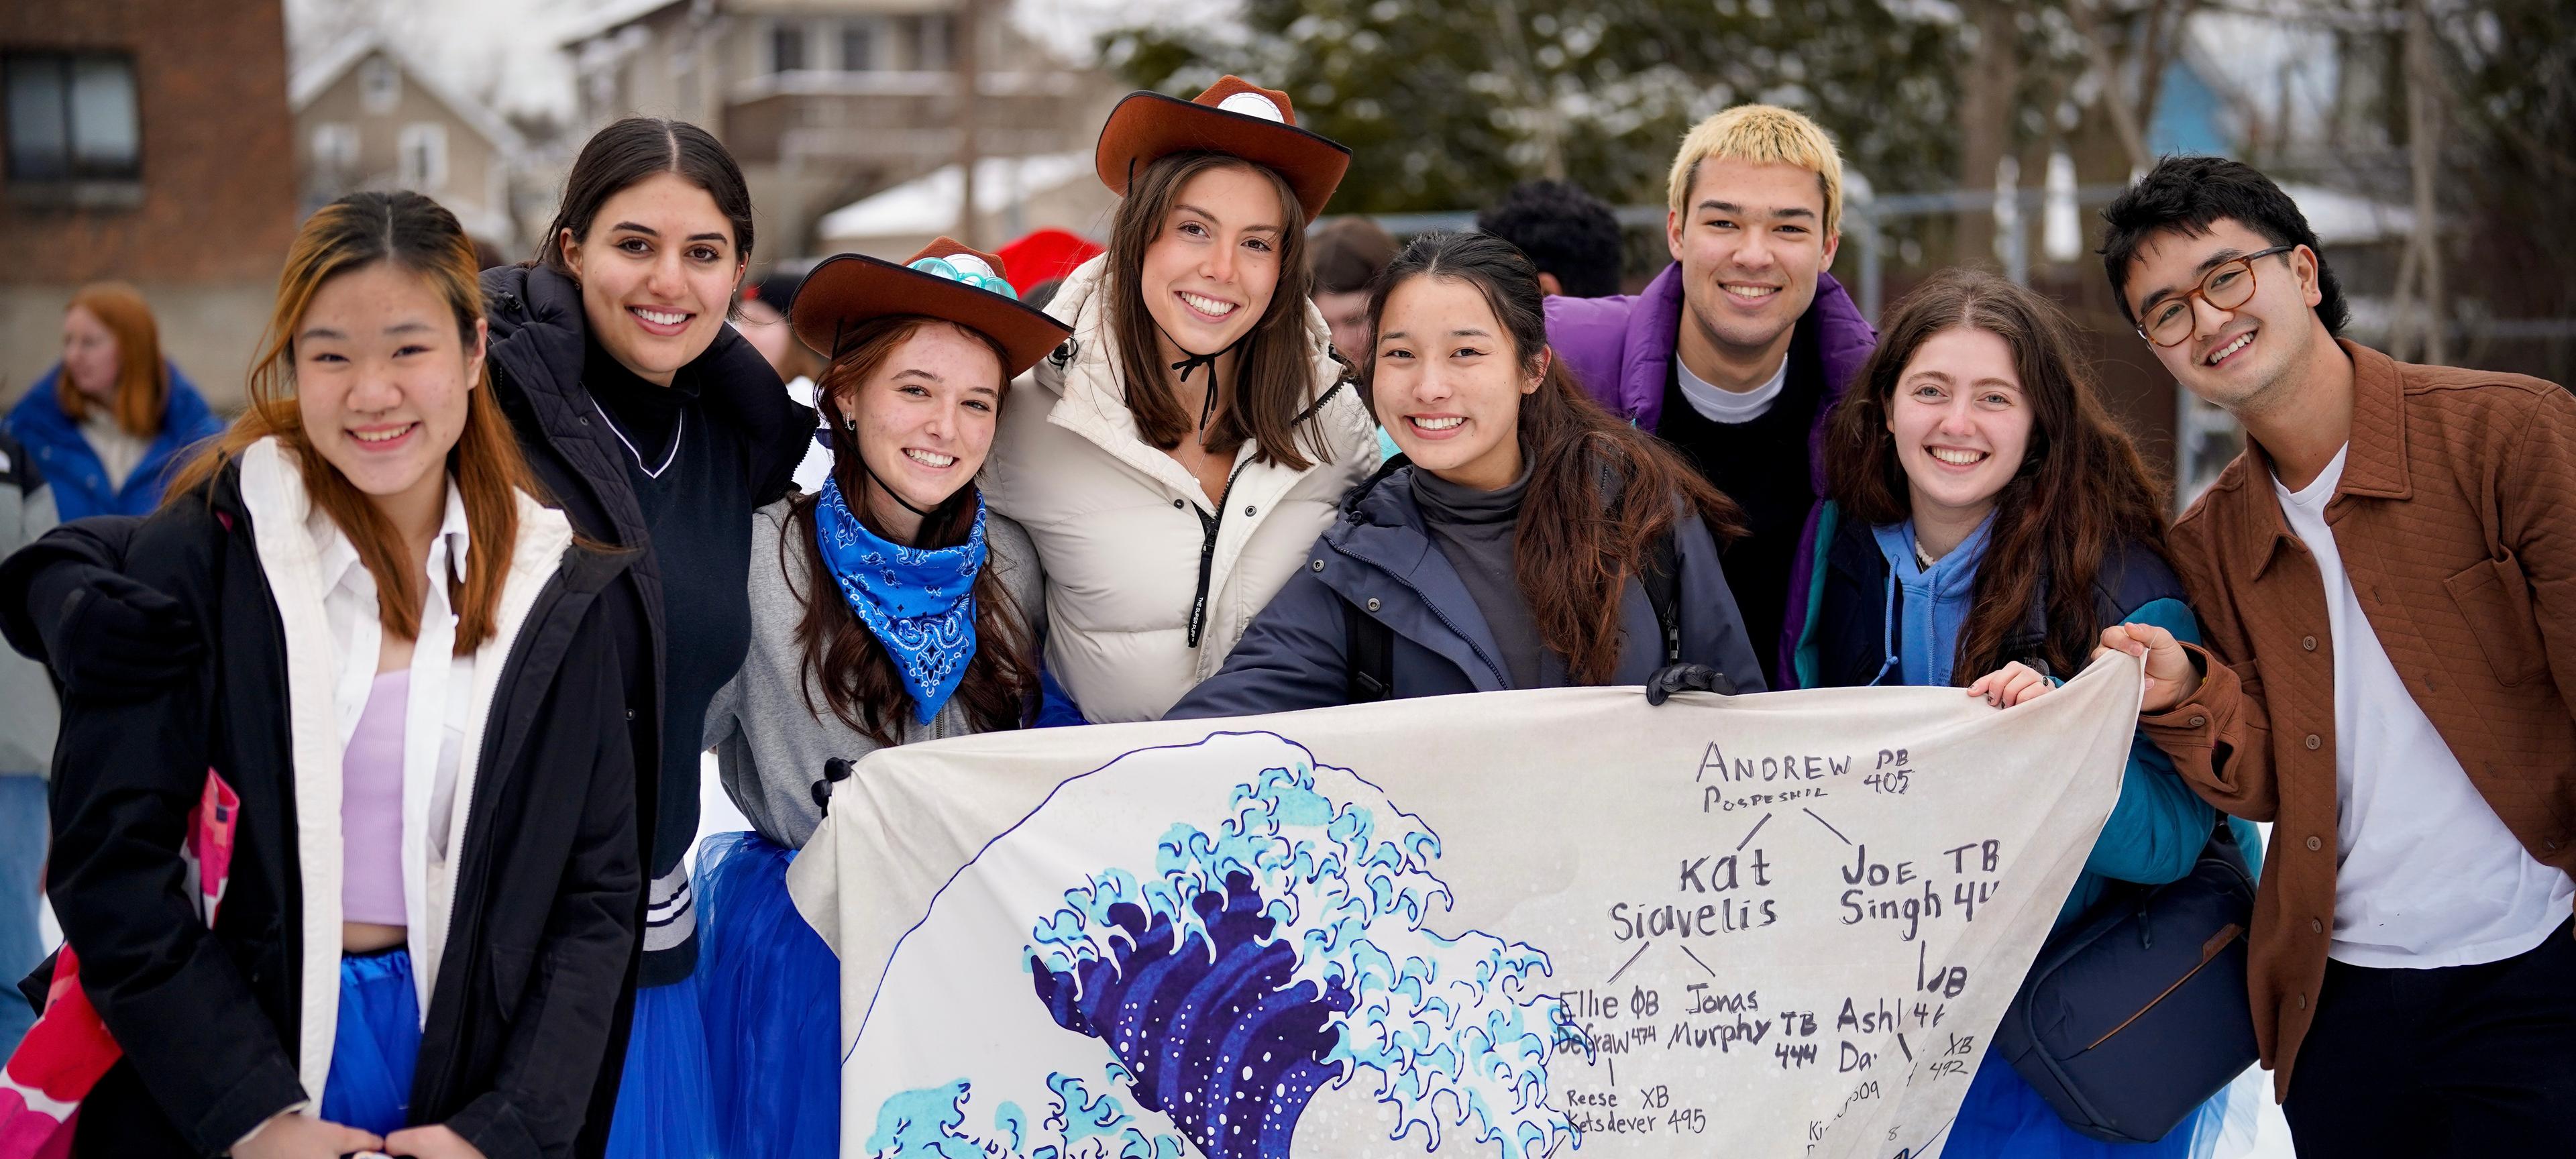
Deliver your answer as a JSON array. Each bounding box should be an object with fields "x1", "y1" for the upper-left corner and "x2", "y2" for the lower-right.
[
  {"x1": 489, "y1": 943, "x2": 537, "y2": 1021},
  {"x1": 2444, "y1": 553, "x2": 2546, "y2": 685}
]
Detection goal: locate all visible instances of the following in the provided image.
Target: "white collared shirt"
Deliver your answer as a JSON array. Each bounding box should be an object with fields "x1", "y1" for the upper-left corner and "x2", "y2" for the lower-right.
[{"x1": 310, "y1": 479, "x2": 478, "y2": 943}]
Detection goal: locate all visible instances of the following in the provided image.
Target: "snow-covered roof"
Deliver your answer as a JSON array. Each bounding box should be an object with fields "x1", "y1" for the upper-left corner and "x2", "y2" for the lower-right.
[
  {"x1": 290, "y1": 30, "x2": 529, "y2": 157},
  {"x1": 818, "y1": 152, "x2": 1096, "y2": 241},
  {"x1": 556, "y1": 0, "x2": 690, "y2": 48},
  {"x1": 2279, "y1": 182, "x2": 2414, "y2": 245}
]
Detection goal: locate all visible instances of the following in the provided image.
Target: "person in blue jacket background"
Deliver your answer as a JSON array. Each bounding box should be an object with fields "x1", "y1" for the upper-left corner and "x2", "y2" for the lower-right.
[
  {"x1": 6, "y1": 282, "x2": 225, "y2": 520},
  {"x1": 1169, "y1": 230, "x2": 1766, "y2": 718},
  {"x1": 1791, "y1": 268, "x2": 2260, "y2": 1158}
]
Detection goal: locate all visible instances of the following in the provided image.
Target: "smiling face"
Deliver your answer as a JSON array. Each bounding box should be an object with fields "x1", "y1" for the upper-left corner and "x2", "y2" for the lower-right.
[
  {"x1": 561, "y1": 171, "x2": 745, "y2": 386},
  {"x1": 1137, "y1": 164, "x2": 1287, "y2": 360},
  {"x1": 294, "y1": 261, "x2": 484, "y2": 520},
  {"x1": 2122, "y1": 219, "x2": 2326, "y2": 417},
  {"x1": 60, "y1": 305, "x2": 121, "y2": 401},
  {"x1": 1667, "y1": 158, "x2": 1838, "y2": 371},
  {"x1": 1373, "y1": 275, "x2": 1542, "y2": 491},
  {"x1": 836, "y1": 321, "x2": 1005, "y2": 539},
  {"x1": 1885, "y1": 327, "x2": 2031, "y2": 528}
]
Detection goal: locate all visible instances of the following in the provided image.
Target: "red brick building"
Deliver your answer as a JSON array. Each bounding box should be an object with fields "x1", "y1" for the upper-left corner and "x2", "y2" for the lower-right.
[{"x1": 1, "y1": 0, "x2": 297, "y2": 410}]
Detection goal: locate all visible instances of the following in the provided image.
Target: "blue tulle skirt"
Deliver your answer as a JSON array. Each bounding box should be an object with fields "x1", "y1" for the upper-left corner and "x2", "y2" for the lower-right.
[
  {"x1": 606, "y1": 977, "x2": 716, "y2": 1159},
  {"x1": 696, "y1": 831, "x2": 840, "y2": 1159},
  {"x1": 321, "y1": 947, "x2": 422, "y2": 1136},
  {"x1": 1941, "y1": 1043, "x2": 2234, "y2": 1158}
]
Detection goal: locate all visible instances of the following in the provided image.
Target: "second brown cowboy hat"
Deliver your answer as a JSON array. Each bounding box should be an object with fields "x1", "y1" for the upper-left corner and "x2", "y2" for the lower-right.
[
  {"x1": 1094, "y1": 75, "x2": 1352, "y2": 223},
  {"x1": 789, "y1": 237, "x2": 1073, "y2": 377}
]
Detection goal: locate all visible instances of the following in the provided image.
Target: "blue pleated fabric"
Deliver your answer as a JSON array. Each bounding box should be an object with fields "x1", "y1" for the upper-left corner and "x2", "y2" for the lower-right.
[
  {"x1": 321, "y1": 948, "x2": 423, "y2": 1136},
  {"x1": 605, "y1": 977, "x2": 716, "y2": 1159},
  {"x1": 696, "y1": 830, "x2": 840, "y2": 1159},
  {"x1": 1941, "y1": 1043, "x2": 2233, "y2": 1158}
]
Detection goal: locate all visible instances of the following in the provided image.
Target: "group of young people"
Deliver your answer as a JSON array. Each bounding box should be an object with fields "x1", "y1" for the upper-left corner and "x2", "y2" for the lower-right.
[{"x1": 0, "y1": 64, "x2": 2566, "y2": 1159}]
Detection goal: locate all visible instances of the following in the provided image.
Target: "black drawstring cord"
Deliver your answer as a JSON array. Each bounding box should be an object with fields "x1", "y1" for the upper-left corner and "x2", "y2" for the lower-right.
[{"x1": 1171, "y1": 349, "x2": 1224, "y2": 430}]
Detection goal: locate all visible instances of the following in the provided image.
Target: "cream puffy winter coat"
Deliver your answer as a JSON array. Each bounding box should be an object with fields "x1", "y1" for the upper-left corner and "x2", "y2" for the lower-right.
[{"x1": 983, "y1": 254, "x2": 1381, "y2": 722}]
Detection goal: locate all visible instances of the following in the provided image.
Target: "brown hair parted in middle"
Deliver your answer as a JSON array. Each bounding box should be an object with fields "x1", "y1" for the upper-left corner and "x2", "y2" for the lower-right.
[
  {"x1": 1364, "y1": 231, "x2": 1746, "y2": 685},
  {"x1": 1819, "y1": 268, "x2": 2174, "y2": 683},
  {"x1": 1105, "y1": 150, "x2": 1331, "y2": 471},
  {"x1": 786, "y1": 314, "x2": 1040, "y2": 747}
]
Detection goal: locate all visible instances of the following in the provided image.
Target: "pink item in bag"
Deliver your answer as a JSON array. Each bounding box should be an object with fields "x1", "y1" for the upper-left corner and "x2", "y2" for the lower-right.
[{"x1": 0, "y1": 771, "x2": 239, "y2": 1159}]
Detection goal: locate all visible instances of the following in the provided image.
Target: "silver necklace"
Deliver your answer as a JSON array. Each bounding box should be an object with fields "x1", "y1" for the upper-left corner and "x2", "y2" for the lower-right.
[{"x1": 592, "y1": 398, "x2": 682, "y2": 479}]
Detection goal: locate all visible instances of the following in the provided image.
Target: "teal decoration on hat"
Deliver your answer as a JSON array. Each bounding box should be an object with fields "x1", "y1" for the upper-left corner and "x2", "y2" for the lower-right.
[{"x1": 908, "y1": 256, "x2": 960, "y2": 278}]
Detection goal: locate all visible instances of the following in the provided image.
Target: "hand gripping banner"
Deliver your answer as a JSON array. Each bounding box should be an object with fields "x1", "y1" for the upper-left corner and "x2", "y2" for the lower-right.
[{"x1": 790, "y1": 655, "x2": 2146, "y2": 1158}]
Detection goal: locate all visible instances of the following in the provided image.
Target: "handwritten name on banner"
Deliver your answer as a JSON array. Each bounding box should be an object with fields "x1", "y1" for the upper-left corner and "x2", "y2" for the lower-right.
[{"x1": 788, "y1": 655, "x2": 2143, "y2": 1158}]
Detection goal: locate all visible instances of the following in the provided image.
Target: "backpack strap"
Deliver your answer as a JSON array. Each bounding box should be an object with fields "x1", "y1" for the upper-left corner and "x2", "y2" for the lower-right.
[
  {"x1": 1344, "y1": 595, "x2": 1395, "y2": 702},
  {"x1": 1641, "y1": 531, "x2": 1682, "y2": 665}
]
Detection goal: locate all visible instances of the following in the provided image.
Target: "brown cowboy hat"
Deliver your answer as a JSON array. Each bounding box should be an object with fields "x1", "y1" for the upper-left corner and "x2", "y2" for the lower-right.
[
  {"x1": 789, "y1": 237, "x2": 1073, "y2": 378},
  {"x1": 1095, "y1": 75, "x2": 1352, "y2": 223}
]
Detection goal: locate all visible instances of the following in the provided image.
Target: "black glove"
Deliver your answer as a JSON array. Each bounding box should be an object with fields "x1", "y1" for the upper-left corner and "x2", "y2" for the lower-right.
[
  {"x1": 28, "y1": 563, "x2": 201, "y2": 697},
  {"x1": 1645, "y1": 663, "x2": 1735, "y2": 706}
]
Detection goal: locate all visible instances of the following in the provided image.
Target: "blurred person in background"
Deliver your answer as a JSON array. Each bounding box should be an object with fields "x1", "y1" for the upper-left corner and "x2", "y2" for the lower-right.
[
  {"x1": 739, "y1": 270, "x2": 831, "y2": 492},
  {"x1": 1308, "y1": 214, "x2": 1398, "y2": 364},
  {"x1": 1546, "y1": 104, "x2": 1878, "y2": 691},
  {"x1": 0, "y1": 427, "x2": 56, "y2": 1061},
  {"x1": 1476, "y1": 178, "x2": 1624, "y2": 298},
  {"x1": 7, "y1": 282, "x2": 225, "y2": 520}
]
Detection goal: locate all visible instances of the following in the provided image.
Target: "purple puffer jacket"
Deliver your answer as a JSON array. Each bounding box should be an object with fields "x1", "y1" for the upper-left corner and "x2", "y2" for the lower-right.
[{"x1": 1544, "y1": 264, "x2": 1879, "y2": 679}]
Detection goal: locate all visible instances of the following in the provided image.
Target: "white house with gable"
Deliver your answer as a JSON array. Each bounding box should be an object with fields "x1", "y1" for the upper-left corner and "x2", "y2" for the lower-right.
[{"x1": 292, "y1": 30, "x2": 533, "y2": 252}]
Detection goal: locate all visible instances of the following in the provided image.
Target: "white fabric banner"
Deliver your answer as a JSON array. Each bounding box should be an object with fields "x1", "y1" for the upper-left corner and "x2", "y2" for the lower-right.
[{"x1": 790, "y1": 654, "x2": 2144, "y2": 1158}]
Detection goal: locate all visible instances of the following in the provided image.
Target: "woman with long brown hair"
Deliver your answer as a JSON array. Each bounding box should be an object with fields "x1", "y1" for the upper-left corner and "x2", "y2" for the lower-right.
[
  {"x1": 980, "y1": 76, "x2": 1382, "y2": 725},
  {"x1": 691, "y1": 239, "x2": 1061, "y2": 1158},
  {"x1": 7, "y1": 282, "x2": 225, "y2": 520},
  {"x1": 1788, "y1": 268, "x2": 2253, "y2": 1157},
  {"x1": 26, "y1": 190, "x2": 638, "y2": 1158},
  {"x1": 1167, "y1": 230, "x2": 1765, "y2": 715}
]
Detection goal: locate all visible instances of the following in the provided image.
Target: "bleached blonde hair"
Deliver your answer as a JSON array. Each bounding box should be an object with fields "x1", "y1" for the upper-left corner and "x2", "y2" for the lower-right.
[{"x1": 1665, "y1": 104, "x2": 1845, "y2": 236}]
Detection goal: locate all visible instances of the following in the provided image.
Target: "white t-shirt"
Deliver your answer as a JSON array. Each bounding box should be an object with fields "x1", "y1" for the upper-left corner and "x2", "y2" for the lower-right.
[
  {"x1": 1675, "y1": 353, "x2": 1788, "y2": 425},
  {"x1": 2272, "y1": 447, "x2": 2574, "y2": 969}
]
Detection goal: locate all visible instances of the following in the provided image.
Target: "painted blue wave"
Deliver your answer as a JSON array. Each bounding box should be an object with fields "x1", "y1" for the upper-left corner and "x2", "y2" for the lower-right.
[{"x1": 1024, "y1": 758, "x2": 1576, "y2": 1159}]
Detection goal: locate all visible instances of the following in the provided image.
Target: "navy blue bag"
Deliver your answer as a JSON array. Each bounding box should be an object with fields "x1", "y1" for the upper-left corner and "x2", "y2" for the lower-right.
[{"x1": 1992, "y1": 820, "x2": 2260, "y2": 1143}]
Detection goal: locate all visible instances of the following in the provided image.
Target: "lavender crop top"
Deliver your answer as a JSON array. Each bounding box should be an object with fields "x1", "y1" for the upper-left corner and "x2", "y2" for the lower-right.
[{"x1": 341, "y1": 669, "x2": 408, "y2": 926}]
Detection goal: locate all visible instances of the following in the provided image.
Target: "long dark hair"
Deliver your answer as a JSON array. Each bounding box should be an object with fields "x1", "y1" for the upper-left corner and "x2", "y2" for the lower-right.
[
  {"x1": 171, "y1": 191, "x2": 545, "y2": 653},
  {"x1": 785, "y1": 315, "x2": 1039, "y2": 746},
  {"x1": 1364, "y1": 232, "x2": 1743, "y2": 684},
  {"x1": 1820, "y1": 268, "x2": 2172, "y2": 681},
  {"x1": 536, "y1": 117, "x2": 756, "y2": 318},
  {"x1": 1106, "y1": 151, "x2": 1330, "y2": 470}
]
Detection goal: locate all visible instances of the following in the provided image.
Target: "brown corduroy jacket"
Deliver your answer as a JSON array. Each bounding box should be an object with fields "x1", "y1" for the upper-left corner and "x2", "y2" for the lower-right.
[{"x1": 2139, "y1": 340, "x2": 2576, "y2": 1099}]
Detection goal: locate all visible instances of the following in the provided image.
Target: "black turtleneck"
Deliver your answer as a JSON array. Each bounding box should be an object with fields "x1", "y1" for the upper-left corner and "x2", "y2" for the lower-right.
[
  {"x1": 583, "y1": 335, "x2": 754, "y2": 840},
  {"x1": 1411, "y1": 461, "x2": 1553, "y2": 688}
]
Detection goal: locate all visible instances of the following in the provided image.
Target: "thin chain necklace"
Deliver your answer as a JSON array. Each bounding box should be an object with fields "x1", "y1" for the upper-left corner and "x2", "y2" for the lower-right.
[{"x1": 591, "y1": 397, "x2": 682, "y2": 479}]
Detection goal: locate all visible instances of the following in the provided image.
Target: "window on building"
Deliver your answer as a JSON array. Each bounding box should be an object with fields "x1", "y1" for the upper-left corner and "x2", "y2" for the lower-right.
[
  {"x1": 360, "y1": 54, "x2": 400, "y2": 114},
  {"x1": 3, "y1": 52, "x2": 141, "y2": 183},
  {"x1": 841, "y1": 19, "x2": 877, "y2": 72},
  {"x1": 771, "y1": 22, "x2": 807, "y2": 74},
  {"x1": 916, "y1": 13, "x2": 952, "y2": 70},
  {"x1": 312, "y1": 123, "x2": 359, "y2": 176},
  {"x1": 398, "y1": 122, "x2": 447, "y2": 190}
]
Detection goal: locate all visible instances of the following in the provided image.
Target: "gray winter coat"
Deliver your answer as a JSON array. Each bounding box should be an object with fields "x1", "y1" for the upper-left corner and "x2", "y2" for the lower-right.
[
  {"x1": 0, "y1": 433, "x2": 59, "y2": 777},
  {"x1": 1167, "y1": 463, "x2": 1767, "y2": 718},
  {"x1": 702, "y1": 498, "x2": 1045, "y2": 849}
]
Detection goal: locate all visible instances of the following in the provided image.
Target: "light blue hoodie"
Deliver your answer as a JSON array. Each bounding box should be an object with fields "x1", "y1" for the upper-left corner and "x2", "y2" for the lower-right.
[{"x1": 1870, "y1": 513, "x2": 1995, "y2": 688}]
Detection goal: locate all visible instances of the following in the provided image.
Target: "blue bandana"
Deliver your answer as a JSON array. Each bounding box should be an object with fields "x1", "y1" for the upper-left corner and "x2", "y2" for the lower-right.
[{"x1": 812, "y1": 478, "x2": 985, "y2": 724}]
